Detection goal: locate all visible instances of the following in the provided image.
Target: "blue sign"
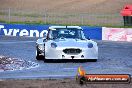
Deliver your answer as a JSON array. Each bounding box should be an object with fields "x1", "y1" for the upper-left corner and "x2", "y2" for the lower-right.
[
  {"x1": 82, "y1": 26, "x2": 102, "y2": 40},
  {"x1": 0, "y1": 24, "x2": 102, "y2": 40}
]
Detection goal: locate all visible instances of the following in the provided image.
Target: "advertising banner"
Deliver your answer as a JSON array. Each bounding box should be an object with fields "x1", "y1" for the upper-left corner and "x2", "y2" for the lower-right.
[
  {"x1": 0, "y1": 24, "x2": 49, "y2": 37},
  {"x1": 102, "y1": 27, "x2": 132, "y2": 42},
  {"x1": 0, "y1": 24, "x2": 102, "y2": 40}
]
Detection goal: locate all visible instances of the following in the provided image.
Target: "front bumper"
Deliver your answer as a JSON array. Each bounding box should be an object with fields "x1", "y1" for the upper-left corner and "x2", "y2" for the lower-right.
[{"x1": 45, "y1": 47, "x2": 98, "y2": 59}]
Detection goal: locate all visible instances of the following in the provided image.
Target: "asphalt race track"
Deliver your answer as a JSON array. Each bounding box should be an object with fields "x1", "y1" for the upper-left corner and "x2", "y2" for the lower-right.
[{"x1": 0, "y1": 36, "x2": 132, "y2": 79}]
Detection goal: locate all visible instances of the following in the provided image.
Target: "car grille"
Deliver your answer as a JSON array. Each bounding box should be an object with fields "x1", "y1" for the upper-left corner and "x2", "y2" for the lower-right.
[{"x1": 63, "y1": 48, "x2": 82, "y2": 54}]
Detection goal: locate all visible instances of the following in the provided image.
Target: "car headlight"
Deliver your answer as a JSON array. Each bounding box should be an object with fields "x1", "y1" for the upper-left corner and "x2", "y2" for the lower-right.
[
  {"x1": 51, "y1": 42, "x2": 57, "y2": 48},
  {"x1": 38, "y1": 44, "x2": 44, "y2": 50},
  {"x1": 87, "y1": 43, "x2": 93, "y2": 48}
]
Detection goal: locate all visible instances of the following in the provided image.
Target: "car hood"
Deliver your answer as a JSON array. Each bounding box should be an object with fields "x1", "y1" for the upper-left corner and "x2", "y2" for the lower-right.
[{"x1": 52, "y1": 38, "x2": 92, "y2": 48}]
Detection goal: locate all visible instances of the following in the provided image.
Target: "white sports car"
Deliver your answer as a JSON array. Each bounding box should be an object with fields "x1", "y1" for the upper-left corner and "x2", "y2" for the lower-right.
[{"x1": 36, "y1": 26, "x2": 98, "y2": 62}]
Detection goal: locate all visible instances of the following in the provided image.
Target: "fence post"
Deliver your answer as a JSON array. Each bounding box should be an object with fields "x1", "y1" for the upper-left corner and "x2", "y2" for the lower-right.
[
  {"x1": 70, "y1": 13, "x2": 73, "y2": 25},
  {"x1": 8, "y1": 8, "x2": 11, "y2": 23},
  {"x1": 81, "y1": 15, "x2": 84, "y2": 25},
  {"x1": 44, "y1": 9, "x2": 47, "y2": 24}
]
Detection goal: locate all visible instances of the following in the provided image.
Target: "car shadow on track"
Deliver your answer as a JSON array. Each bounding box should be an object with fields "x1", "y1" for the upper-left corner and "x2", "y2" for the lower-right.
[{"x1": 43, "y1": 59, "x2": 97, "y2": 63}]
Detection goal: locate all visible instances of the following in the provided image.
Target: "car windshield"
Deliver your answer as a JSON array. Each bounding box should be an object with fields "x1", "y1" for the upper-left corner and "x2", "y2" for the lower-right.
[{"x1": 49, "y1": 28, "x2": 85, "y2": 39}]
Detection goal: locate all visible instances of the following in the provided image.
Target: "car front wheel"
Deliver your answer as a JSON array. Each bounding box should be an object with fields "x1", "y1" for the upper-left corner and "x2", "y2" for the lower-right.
[{"x1": 36, "y1": 50, "x2": 45, "y2": 60}]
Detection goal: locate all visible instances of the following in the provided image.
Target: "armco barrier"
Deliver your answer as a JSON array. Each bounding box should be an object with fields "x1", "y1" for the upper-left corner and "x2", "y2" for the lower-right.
[
  {"x1": 0, "y1": 24, "x2": 102, "y2": 40},
  {"x1": 102, "y1": 27, "x2": 132, "y2": 42}
]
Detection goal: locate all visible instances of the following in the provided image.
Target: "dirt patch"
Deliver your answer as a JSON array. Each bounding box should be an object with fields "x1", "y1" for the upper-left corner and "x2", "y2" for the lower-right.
[
  {"x1": 0, "y1": 0, "x2": 132, "y2": 14},
  {"x1": 0, "y1": 56, "x2": 39, "y2": 72},
  {"x1": 0, "y1": 78, "x2": 131, "y2": 88}
]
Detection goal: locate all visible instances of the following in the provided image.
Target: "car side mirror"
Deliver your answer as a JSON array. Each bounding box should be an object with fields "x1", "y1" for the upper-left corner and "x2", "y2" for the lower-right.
[
  {"x1": 87, "y1": 36, "x2": 90, "y2": 40},
  {"x1": 43, "y1": 37, "x2": 47, "y2": 42},
  {"x1": 43, "y1": 33, "x2": 47, "y2": 42}
]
